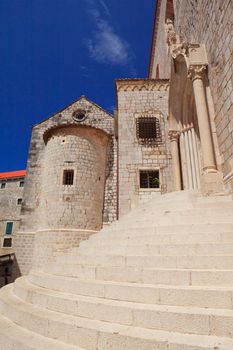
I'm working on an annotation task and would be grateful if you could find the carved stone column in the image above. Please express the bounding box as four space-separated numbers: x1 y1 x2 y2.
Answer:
188 65 216 172
169 130 182 191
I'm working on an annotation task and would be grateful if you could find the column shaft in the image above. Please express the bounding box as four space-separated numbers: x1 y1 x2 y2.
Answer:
169 131 182 191
190 66 216 172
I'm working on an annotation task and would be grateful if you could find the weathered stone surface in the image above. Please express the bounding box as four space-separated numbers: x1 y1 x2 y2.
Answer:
0 191 233 349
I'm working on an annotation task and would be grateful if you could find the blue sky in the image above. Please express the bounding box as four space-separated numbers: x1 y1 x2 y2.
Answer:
0 0 155 171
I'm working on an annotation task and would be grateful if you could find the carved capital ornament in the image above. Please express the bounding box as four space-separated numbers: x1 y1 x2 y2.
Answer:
168 130 180 142
187 65 207 81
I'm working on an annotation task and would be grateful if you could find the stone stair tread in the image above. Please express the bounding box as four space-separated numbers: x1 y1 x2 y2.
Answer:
1 285 233 349
29 270 233 290
47 265 233 273
95 226 233 237
13 277 233 317
15 276 233 314
62 253 233 257
0 313 82 350
80 242 233 247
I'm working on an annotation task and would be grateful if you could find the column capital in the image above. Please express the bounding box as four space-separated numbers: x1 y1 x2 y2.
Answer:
169 130 180 142
187 65 207 81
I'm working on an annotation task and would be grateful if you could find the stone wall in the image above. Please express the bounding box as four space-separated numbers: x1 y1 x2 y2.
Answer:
0 177 24 252
42 127 109 231
116 79 173 217
150 0 171 80
15 96 117 274
150 0 233 193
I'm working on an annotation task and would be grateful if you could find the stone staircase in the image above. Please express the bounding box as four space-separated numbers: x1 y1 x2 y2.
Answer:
1 191 233 349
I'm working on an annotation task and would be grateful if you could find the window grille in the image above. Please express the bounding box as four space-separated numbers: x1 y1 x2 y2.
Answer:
3 238 12 248
17 198 22 205
1 183 6 189
19 181 24 187
140 170 160 189
136 117 161 145
63 169 74 185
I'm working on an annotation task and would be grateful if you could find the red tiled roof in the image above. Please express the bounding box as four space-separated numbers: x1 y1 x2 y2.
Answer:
0 170 26 179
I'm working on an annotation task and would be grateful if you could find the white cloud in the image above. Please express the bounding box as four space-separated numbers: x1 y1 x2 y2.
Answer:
85 4 131 66
98 0 111 17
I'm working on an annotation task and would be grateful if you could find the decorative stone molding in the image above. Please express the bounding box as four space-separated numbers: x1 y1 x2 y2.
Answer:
168 130 180 142
116 80 169 92
187 65 207 81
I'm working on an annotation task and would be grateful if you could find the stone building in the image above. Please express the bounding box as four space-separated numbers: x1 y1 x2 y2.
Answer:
0 170 25 287
150 0 233 195
0 0 232 279
0 0 232 348
0 170 25 249
1 86 174 275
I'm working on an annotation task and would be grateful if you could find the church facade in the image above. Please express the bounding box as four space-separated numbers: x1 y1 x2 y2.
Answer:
0 0 232 280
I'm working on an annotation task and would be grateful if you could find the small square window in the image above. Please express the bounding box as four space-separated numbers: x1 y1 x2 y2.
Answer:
140 170 160 189
5 222 13 235
3 237 12 248
1 183 6 189
19 181 24 187
63 169 74 185
17 198 22 205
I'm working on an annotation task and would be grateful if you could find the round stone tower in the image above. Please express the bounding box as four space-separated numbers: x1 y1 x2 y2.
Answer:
16 97 116 273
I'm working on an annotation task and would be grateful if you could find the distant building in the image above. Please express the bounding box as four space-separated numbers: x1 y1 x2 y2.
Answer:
0 170 25 286
0 170 26 250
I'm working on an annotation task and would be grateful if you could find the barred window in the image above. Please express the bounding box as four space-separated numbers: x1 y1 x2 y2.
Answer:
3 238 12 248
63 169 74 185
136 117 161 145
140 170 160 189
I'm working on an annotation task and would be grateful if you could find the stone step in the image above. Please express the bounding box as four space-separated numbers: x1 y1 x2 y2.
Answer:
44 262 233 286
16 274 233 309
10 278 233 337
1 285 233 346
79 232 233 246
107 216 233 230
120 207 233 220
100 223 233 236
76 242 233 256
55 253 233 269
137 199 233 211
0 312 81 350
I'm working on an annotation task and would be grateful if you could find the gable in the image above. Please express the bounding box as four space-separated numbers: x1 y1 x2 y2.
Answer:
33 96 114 136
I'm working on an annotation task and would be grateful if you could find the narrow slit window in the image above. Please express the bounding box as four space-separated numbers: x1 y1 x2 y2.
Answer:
1 183 6 189
63 169 74 185
19 181 24 187
17 198 22 205
140 170 160 189
136 117 161 145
